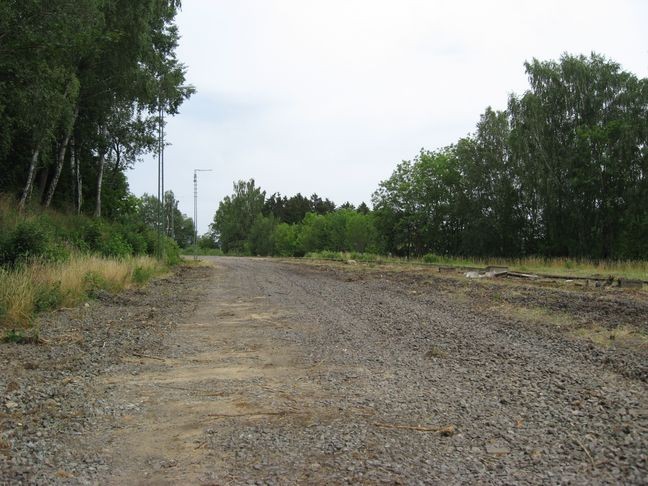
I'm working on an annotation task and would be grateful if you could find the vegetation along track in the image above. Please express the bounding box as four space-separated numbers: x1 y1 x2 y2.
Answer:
1 257 647 484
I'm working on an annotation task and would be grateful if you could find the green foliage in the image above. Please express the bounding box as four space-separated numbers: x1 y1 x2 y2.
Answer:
305 250 346 261
0 221 63 266
83 271 108 295
249 215 276 256
34 282 64 312
0 0 192 217
422 253 441 263
210 179 381 258
162 238 181 265
373 53 648 260
9 222 48 260
122 228 149 255
0 200 178 274
273 223 302 257
198 234 218 249
135 192 195 249
305 251 382 263
206 53 646 262
211 179 266 253
132 266 155 285
82 220 104 252
181 246 224 256
2 329 39 344
100 233 133 259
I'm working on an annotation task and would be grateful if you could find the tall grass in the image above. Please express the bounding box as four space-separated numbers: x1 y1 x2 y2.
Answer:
0 255 165 331
304 251 648 280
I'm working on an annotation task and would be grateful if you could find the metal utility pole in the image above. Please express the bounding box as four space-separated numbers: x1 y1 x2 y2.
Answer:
160 104 165 236
156 102 163 260
193 169 212 259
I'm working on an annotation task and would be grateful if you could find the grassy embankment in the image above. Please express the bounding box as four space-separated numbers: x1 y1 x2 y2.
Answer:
303 250 648 281
0 198 176 339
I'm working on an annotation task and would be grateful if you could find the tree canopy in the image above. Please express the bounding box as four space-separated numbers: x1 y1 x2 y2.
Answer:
0 0 193 218
373 53 648 259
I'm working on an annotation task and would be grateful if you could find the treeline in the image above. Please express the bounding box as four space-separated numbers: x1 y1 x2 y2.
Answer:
0 0 192 218
373 53 648 259
209 180 377 256
211 54 648 261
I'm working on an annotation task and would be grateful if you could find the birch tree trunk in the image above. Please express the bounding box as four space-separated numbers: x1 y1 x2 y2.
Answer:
93 150 106 218
18 147 41 212
44 107 78 207
69 138 82 214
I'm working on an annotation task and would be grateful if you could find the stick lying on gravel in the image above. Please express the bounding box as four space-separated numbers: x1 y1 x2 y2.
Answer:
373 422 456 436
207 411 297 419
132 352 166 361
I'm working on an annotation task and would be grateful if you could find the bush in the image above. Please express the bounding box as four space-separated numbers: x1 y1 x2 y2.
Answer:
84 270 108 294
34 281 64 312
181 246 223 256
122 228 148 255
423 253 441 263
82 220 104 251
132 265 155 284
349 252 380 263
273 223 301 257
100 233 133 258
2 221 50 266
163 237 181 265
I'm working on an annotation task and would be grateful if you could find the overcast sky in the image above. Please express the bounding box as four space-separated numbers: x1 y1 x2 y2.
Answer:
127 0 648 233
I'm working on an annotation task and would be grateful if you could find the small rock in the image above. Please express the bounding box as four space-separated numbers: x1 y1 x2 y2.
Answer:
485 444 510 456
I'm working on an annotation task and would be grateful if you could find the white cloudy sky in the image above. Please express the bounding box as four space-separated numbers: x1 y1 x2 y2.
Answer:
127 0 648 233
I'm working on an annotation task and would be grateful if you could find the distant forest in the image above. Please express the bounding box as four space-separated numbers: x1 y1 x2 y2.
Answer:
212 53 648 260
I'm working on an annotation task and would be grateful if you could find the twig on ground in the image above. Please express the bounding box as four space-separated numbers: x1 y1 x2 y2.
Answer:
132 352 165 361
207 411 294 419
569 433 596 467
373 422 456 435
153 384 224 396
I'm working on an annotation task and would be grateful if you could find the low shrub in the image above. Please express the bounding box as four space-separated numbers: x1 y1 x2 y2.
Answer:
84 270 109 295
349 252 381 263
34 281 64 312
82 220 104 252
422 253 441 263
163 237 181 265
124 230 148 255
100 233 133 258
132 265 155 284
2 329 40 344
181 246 224 256
2 221 50 266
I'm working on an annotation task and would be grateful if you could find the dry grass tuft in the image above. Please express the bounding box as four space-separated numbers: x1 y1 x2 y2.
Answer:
493 302 648 349
573 324 648 349
0 255 165 331
0 267 36 326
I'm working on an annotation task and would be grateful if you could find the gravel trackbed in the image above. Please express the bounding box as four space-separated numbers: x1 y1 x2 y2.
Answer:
1 257 647 484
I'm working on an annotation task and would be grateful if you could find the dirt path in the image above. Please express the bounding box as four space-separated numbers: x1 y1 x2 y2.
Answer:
2 257 646 484
101 259 321 484
92 257 647 484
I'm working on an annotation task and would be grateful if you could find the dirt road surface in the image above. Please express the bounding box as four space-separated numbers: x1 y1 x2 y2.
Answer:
1 257 647 484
